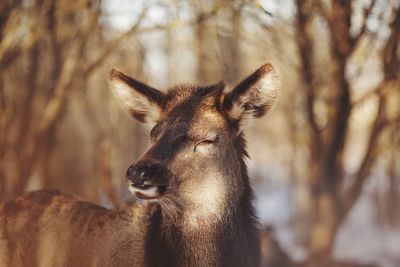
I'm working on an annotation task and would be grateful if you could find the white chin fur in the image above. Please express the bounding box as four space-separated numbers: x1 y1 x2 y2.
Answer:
129 185 159 198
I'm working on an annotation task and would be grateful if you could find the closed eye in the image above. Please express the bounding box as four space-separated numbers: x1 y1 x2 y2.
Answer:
193 136 218 152
197 140 215 145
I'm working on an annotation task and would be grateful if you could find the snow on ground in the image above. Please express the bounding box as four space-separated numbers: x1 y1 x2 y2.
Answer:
251 164 400 267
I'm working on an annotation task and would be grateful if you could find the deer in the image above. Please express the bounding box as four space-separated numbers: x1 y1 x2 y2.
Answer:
0 63 280 267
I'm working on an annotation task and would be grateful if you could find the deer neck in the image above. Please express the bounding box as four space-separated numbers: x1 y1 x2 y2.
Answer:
144 182 260 267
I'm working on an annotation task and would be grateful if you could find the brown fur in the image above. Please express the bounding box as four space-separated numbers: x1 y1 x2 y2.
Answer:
1 63 280 267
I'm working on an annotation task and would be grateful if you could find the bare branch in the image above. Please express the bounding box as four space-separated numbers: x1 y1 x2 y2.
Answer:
251 0 273 17
383 6 400 80
319 0 352 190
351 86 382 109
350 0 377 52
341 92 386 220
295 0 323 190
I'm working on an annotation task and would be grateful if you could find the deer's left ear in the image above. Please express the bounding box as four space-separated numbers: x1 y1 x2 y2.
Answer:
222 63 280 125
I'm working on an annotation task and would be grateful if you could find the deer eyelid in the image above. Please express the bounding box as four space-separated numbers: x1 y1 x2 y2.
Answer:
193 135 219 152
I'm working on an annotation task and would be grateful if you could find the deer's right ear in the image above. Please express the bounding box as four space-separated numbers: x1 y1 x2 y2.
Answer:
108 69 165 125
222 63 280 131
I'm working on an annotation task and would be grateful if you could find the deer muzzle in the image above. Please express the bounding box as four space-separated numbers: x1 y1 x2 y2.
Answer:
126 162 168 199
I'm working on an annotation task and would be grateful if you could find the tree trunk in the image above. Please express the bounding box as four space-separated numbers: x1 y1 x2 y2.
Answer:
308 192 338 267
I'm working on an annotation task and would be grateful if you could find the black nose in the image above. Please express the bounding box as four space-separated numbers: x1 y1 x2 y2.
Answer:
126 164 162 185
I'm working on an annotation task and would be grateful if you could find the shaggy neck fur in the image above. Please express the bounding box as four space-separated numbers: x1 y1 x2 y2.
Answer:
144 188 259 267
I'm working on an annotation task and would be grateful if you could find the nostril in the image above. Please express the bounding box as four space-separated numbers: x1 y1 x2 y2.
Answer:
126 165 136 178
140 171 152 182
127 162 164 184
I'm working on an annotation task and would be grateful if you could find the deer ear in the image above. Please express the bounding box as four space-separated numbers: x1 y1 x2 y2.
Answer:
108 69 165 125
222 63 280 127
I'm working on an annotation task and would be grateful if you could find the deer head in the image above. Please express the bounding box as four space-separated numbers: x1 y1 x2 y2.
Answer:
108 64 280 225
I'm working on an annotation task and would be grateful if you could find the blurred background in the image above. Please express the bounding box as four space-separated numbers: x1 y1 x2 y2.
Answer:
0 0 399 266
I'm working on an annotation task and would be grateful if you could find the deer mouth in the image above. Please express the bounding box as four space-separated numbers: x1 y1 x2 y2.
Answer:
129 183 166 200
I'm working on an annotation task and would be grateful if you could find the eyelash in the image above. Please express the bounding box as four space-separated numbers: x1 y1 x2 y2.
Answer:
193 137 218 152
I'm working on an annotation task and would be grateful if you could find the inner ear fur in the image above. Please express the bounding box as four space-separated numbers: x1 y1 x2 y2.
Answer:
108 68 165 124
222 63 280 121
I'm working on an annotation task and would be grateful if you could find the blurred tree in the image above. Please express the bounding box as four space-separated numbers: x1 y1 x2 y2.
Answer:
293 0 400 265
0 0 149 200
